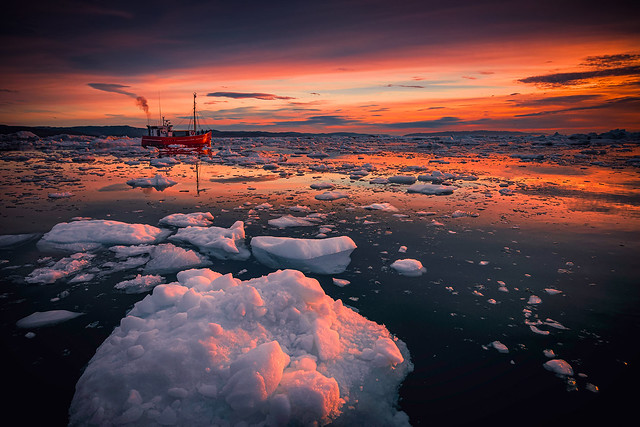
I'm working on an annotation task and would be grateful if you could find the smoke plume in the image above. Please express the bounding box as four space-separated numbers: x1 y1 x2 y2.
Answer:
135 96 150 117
89 83 150 117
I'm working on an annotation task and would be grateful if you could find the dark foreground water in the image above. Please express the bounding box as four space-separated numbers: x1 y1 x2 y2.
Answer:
1 133 639 425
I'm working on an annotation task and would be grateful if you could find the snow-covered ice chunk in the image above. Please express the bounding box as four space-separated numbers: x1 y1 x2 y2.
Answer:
332 278 350 287
25 253 94 284
315 190 349 201
407 183 456 195
69 269 412 426
17 310 84 328
38 220 169 252
362 203 399 212
543 359 574 376
126 173 177 190
114 274 164 294
251 236 357 274
169 221 250 260
390 259 426 277
527 295 542 305
143 243 211 274
159 212 214 227
268 214 318 228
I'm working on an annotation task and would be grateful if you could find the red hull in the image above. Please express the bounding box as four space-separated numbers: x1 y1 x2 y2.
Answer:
142 132 211 147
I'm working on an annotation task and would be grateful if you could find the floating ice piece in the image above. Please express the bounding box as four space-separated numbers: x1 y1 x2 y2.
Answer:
268 215 318 228
451 210 478 218
38 220 169 252
48 192 74 199
0 233 39 248
530 325 550 335
69 269 412 426
543 349 556 358
25 253 94 284
544 288 562 295
150 157 180 167
544 318 569 330
315 191 349 201
17 310 84 328
499 188 515 196
543 359 573 376
169 221 250 260
126 173 177 190
143 243 212 274
310 182 335 190
114 274 164 294
527 295 542 305
407 183 456 195
251 236 357 274
159 212 214 227
369 177 389 184
390 259 426 277
490 341 509 353
289 205 311 213
388 175 416 184
332 278 350 287
362 203 399 212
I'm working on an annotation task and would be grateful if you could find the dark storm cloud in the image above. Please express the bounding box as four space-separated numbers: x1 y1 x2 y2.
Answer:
581 53 640 68
3 1 639 75
518 66 640 87
514 94 604 107
207 92 295 100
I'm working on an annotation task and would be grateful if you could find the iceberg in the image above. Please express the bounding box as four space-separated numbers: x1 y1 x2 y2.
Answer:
126 173 177 190
390 259 426 276
251 236 357 274
69 269 412 426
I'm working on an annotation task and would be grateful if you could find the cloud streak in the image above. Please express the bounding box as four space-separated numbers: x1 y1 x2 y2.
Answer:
207 92 295 100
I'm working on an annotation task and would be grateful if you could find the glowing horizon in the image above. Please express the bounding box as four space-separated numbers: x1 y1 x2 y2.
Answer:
1 1 638 135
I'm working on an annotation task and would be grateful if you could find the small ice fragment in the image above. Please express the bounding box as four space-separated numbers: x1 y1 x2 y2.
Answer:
332 278 350 287
17 310 84 328
543 359 573 376
398 246 407 253
544 288 562 295
362 203 399 212
390 259 426 277
530 325 550 335
527 295 542 304
543 349 556 358
48 192 74 199
491 341 509 353
159 212 214 227
315 191 349 201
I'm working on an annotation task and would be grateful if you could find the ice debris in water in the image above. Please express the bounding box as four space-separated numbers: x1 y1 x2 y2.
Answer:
126 173 177 190
490 341 509 353
17 310 84 328
37 220 170 252
143 243 212 274
362 202 399 212
25 253 94 284
390 259 427 277
315 190 350 200
169 221 250 260
251 236 357 274
406 183 456 195
48 191 74 199
114 274 164 294
543 359 574 376
69 268 412 426
158 212 214 227
268 214 319 228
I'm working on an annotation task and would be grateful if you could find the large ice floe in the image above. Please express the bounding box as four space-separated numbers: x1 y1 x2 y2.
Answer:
69 268 412 426
169 221 250 260
251 236 357 274
37 220 170 252
126 174 178 190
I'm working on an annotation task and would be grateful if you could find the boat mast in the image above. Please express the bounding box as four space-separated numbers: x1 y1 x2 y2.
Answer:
193 92 197 133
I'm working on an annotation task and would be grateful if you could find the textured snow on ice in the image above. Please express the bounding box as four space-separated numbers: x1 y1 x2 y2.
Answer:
114 274 164 294
362 202 399 212
169 221 250 260
143 243 212 274
268 214 319 228
390 259 426 277
38 220 169 252
251 236 357 274
25 253 94 284
315 190 350 200
69 268 412 426
158 212 214 227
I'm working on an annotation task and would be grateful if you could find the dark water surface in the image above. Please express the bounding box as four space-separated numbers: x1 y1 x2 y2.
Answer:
1 135 639 425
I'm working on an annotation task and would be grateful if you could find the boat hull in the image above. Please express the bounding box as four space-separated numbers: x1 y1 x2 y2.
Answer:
142 132 211 148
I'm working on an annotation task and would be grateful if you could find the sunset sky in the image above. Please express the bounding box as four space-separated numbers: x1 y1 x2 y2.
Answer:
1 0 638 135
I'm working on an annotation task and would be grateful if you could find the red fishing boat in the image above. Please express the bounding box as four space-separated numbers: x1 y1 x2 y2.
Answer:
142 92 211 148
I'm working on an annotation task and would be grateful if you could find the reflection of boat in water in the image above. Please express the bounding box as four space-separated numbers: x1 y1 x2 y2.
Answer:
142 93 211 148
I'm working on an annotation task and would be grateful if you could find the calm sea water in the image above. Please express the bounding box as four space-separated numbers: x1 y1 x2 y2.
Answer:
1 135 639 425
